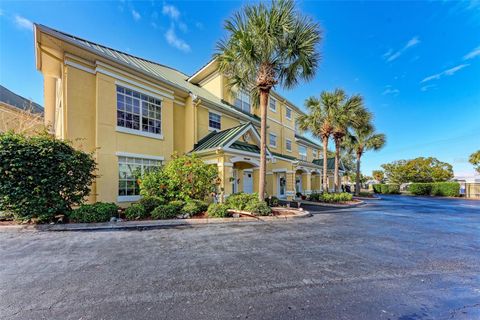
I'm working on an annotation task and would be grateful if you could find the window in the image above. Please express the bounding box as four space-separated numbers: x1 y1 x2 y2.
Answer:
269 97 277 112
118 156 162 198
312 149 318 159
235 89 251 113
116 85 162 135
286 139 292 152
209 112 221 130
269 133 277 148
285 107 292 120
299 145 307 161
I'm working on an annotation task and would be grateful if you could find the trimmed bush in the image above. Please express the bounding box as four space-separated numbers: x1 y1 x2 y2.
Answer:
151 204 177 220
308 193 321 201
266 196 279 207
408 183 432 195
182 200 208 217
68 202 118 223
431 182 459 197
225 192 258 211
207 203 230 218
168 200 185 212
372 184 382 194
125 204 147 220
245 201 272 216
373 184 400 194
321 192 352 203
0 132 96 222
139 197 164 214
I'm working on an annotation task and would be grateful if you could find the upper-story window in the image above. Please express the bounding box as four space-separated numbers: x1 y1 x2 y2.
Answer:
117 86 161 135
269 133 277 148
286 139 292 152
118 156 162 198
208 112 221 130
235 89 251 113
269 97 277 112
312 149 318 159
285 107 292 120
299 145 307 161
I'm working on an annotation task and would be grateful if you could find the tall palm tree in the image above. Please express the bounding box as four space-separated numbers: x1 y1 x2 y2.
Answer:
344 123 386 196
215 0 321 201
297 91 337 192
331 90 367 192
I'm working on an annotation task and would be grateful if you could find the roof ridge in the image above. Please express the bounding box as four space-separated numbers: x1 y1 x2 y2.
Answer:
36 24 190 79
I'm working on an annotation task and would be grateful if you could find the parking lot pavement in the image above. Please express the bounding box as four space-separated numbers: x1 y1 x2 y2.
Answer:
1 195 479 319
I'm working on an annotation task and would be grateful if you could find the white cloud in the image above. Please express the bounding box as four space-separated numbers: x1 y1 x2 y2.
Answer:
383 36 421 62
421 64 469 83
162 4 180 20
132 9 141 21
382 86 400 96
14 15 33 30
165 26 190 52
464 46 480 60
421 84 436 92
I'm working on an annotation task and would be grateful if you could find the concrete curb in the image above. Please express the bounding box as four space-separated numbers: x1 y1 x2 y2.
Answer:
0 210 311 232
353 196 381 201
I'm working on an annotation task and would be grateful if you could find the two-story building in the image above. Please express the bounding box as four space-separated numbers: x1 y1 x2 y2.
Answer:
34 24 342 204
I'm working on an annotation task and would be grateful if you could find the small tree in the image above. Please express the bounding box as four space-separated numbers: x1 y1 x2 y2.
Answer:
140 154 218 202
469 150 480 174
372 170 384 183
0 132 96 222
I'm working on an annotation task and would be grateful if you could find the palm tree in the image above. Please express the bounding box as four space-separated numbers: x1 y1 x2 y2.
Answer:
215 0 321 201
330 90 367 192
344 123 386 196
297 91 337 192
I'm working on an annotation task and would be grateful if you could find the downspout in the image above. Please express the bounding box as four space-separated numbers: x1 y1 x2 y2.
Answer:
190 92 201 143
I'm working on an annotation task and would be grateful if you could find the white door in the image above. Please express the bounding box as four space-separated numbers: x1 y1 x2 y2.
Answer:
296 175 303 194
278 173 286 198
243 171 253 193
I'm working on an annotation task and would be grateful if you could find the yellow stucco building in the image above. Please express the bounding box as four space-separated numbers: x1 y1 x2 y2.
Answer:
34 24 343 204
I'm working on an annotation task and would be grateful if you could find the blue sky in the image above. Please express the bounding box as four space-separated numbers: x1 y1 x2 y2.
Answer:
1 0 479 176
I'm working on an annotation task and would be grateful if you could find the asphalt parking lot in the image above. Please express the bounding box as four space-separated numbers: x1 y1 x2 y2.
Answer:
1 195 479 320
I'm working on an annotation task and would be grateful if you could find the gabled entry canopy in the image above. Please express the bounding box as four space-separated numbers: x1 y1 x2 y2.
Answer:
191 122 272 159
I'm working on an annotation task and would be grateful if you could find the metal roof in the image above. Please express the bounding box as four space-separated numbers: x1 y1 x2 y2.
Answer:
312 157 345 171
0 85 43 114
191 123 251 152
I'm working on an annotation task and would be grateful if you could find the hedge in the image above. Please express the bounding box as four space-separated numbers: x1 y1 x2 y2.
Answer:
68 203 118 223
409 182 459 197
373 184 400 194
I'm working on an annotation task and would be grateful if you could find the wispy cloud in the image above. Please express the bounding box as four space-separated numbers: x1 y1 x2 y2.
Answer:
382 86 400 96
14 15 33 30
383 36 421 62
131 9 141 21
421 84 436 92
162 4 180 20
165 25 190 52
464 46 480 60
421 64 469 83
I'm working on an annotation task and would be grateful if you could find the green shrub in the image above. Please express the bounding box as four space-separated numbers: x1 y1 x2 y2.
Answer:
125 204 147 220
151 204 177 220
168 200 185 212
308 193 321 201
225 192 258 211
320 193 352 203
69 202 118 223
182 200 208 217
408 183 432 195
431 182 459 197
139 196 164 214
372 184 382 194
266 196 279 207
245 201 272 216
140 154 218 202
0 132 96 222
374 184 400 194
207 203 230 218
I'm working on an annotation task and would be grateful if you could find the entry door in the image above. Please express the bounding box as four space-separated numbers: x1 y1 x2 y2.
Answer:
278 173 286 198
243 171 253 193
296 175 303 193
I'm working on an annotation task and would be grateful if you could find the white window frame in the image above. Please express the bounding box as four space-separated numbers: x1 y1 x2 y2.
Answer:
286 139 292 152
312 149 317 159
269 97 277 112
208 111 221 131
117 153 163 202
299 145 307 161
116 85 163 139
285 107 292 120
235 89 251 113
269 132 277 148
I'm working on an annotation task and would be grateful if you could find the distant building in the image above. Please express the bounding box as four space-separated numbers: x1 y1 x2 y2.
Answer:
0 85 44 133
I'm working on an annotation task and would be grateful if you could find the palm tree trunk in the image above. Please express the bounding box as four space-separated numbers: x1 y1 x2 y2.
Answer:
258 89 269 201
322 137 328 192
355 152 361 196
334 138 340 193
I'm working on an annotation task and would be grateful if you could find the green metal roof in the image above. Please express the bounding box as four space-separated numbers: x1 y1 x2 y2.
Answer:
272 152 297 161
191 123 251 152
230 141 260 154
36 24 259 123
295 134 322 149
312 157 345 171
